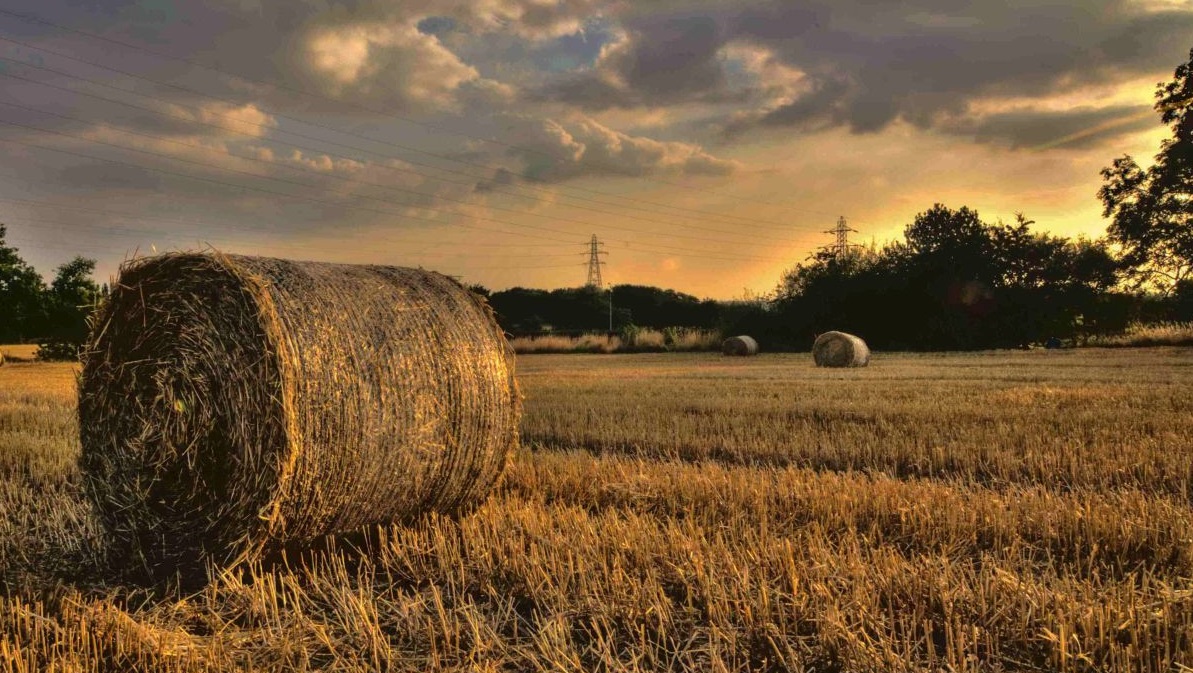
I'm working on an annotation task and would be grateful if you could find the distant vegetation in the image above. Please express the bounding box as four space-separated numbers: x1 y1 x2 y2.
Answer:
508 327 721 354
1087 321 1193 347
762 206 1130 350
477 201 1191 352
0 224 101 360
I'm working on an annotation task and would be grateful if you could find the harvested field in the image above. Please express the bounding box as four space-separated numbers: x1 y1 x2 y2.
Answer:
2 348 1193 671
0 345 38 362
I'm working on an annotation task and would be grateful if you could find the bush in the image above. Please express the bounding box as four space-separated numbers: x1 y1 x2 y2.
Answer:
619 323 643 348
662 326 680 350
35 338 81 362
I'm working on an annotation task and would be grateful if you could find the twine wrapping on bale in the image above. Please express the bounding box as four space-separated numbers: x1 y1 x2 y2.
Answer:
78 252 520 578
721 335 759 356
812 331 870 368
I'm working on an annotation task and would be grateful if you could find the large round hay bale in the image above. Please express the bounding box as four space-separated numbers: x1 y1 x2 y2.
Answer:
812 331 870 367
721 335 759 356
78 252 519 578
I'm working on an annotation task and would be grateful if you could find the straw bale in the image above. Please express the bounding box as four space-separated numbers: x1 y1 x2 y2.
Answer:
78 252 520 578
812 331 870 367
721 335 759 356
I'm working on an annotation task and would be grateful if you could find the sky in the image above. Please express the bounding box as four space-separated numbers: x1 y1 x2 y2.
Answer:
0 0 1189 299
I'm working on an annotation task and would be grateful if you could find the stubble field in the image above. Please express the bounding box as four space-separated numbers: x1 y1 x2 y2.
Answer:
1 349 1192 672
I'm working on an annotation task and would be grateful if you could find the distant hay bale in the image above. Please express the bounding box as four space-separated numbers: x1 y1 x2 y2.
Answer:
812 331 870 367
721 335 759 356
78 252 520 578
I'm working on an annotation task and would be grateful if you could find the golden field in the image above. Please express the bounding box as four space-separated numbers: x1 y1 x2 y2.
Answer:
1 349 1192 671
0 345 38 363
508 328 721 354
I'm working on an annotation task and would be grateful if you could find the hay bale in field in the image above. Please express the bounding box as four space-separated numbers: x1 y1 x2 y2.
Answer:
721 335 759 356
78 252 520 579
812 331 870 367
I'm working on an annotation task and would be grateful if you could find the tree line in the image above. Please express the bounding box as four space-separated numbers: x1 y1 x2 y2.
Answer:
759 207 1135 350
480 199 1187 351
0 225 102 358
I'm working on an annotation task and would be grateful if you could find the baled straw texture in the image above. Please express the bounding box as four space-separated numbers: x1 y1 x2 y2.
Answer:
79 252 520 578
812 331 870 367
721 335 759 356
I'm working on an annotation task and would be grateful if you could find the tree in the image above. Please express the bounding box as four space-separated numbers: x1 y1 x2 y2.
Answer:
773 205 1124 350
1099 47 1193 294
0 224 46 342
903 204 990 260
39 256 101 360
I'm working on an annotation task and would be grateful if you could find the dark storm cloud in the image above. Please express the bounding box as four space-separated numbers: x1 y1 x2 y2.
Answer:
7 0 1190 131
616 15 725 101
539 13 733 109
754 77 850 130
541 0 1193 145
0 0 1182 216
474 166 516 193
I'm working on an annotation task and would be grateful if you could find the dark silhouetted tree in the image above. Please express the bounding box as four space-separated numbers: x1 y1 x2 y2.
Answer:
0 224 46 342
39 256 101 360
774 205 1124 350
1099 46 1193 294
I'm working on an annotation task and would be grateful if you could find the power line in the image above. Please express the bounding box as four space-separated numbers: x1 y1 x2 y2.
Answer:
0 82 811 247
0 122 573 242
0 120 814 263
0 27 836 234
0 214 605 260
3 232 586 271
0 59 815 242
0 195 569 248
0 8 868 229
0 114 820 261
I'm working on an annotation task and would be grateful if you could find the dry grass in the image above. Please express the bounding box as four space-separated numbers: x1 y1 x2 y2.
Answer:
511 333 624 354
3 348 1193 671
1088 321 1193 347
509 329 720 354
0 345 38 362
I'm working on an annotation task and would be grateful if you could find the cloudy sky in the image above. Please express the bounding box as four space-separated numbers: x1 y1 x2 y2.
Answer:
0 0 1189 298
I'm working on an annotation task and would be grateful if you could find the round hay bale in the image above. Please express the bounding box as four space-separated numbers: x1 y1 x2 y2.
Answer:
812 331 870 367
721 335 759 356
78 252 520 577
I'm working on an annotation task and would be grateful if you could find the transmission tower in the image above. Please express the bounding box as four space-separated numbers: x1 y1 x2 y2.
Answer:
585 234 607 288
821 216 858 257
